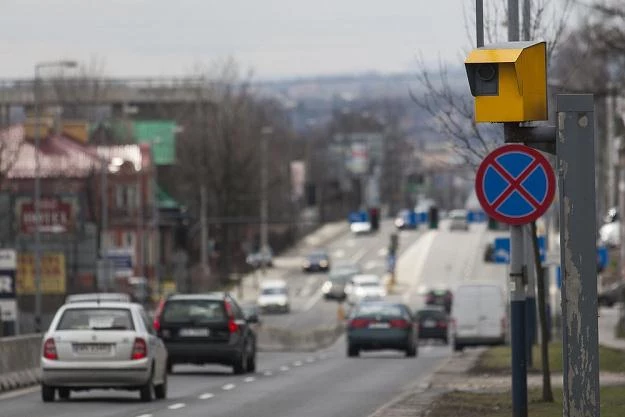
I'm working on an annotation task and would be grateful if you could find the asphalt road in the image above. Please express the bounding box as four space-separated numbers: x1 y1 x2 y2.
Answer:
0 220 507 417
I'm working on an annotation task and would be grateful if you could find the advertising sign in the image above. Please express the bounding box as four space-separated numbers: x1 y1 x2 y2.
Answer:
107 248 134 278
16 252 66 294
16 198 76 234
347 143 369 175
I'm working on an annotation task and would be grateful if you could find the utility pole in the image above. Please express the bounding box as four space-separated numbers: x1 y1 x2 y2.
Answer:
607 84 616 209
260 126 272 278
101 157 109 291
476 0 484 48
524 224 536 368
200 184 208 290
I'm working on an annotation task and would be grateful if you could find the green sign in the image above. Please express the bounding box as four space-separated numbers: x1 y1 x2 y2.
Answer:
133 121 176 165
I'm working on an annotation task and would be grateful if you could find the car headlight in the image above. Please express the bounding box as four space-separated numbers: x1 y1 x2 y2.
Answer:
320 260 328 267
355 287 366 295
322 282 332 293
303 261 311 268
395 219 404 227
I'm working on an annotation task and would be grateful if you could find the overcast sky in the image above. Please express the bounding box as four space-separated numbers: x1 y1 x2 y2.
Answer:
0 1 485 80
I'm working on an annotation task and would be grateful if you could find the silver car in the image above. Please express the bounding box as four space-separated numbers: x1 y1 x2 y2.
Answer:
40 300 168 402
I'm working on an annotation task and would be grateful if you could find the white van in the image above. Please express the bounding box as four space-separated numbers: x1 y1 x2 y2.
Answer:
450 282 507 351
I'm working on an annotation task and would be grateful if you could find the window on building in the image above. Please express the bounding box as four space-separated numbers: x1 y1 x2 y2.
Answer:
115 184 139 210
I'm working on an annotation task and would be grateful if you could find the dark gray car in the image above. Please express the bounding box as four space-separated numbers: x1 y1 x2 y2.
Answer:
155 293 258 375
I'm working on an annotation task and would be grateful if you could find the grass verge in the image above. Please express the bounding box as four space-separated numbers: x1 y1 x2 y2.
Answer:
473 342 625 374
427 386 625 417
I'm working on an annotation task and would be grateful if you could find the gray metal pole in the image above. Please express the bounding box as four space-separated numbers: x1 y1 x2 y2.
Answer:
101 157 109 291
556 94 600 417
199 184 208 290
508 0 520 42
522 0 531 41
510 225 527 417
33 67 42 333
607 85 616 209
476 0 484 47
524 224 537 368
260 127 271 277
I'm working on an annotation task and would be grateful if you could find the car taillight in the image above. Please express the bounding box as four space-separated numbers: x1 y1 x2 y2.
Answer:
153 299 166 332
390 319 410 329
43 338 58 360
349 318 370 329
131 338 147 360
225 301 239 333
437 321 448 329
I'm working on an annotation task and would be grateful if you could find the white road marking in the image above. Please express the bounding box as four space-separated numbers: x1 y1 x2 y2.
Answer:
350 248 367 263
168 403 186 410
378 247 388 257
346 239 356 247
364 260 378 270
401 231 438 303
333 249 346 258
306 357 315 363
300 277 318 298
319 353 327 359
302 285 325 311
222 383 236 391
244 376 256 382
280 365 290 371
136 414 153 417
199 393 215 400
264 371 273 376
293 361 303 367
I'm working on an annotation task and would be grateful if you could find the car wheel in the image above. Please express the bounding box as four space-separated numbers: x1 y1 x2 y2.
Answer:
246 344 257 373
347 344 359 357
154 370 167 400
233 345 249 375
139 370 154 402
58 388 70 400
41 384 55 402
166 359 174 374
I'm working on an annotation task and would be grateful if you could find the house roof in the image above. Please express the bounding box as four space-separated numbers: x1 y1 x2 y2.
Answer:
1 125 150 179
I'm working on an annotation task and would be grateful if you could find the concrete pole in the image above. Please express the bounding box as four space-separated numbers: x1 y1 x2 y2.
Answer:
508 0 520 42
557 94 599 417
33 67 42 333
476 0 484 47
199 184 208 289
522 0 531 41
101 157 109 291
524 224 537 368
607 85 616 209
510 225 527 417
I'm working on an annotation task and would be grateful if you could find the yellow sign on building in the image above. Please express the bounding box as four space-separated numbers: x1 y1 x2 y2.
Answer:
16 252 66 294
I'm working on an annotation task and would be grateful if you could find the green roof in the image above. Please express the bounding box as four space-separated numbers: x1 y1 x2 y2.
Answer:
133 121 176 165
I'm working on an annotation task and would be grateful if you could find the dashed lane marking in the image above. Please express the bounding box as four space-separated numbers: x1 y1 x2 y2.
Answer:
168 403 186 410
280 365 290 372
305 357 315 363
199 393 215 400
263 371 273 376
222 383 236 391
244 377 256 382
293 361 303 367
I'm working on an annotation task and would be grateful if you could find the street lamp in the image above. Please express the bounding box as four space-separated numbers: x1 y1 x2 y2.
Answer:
33 60 77 333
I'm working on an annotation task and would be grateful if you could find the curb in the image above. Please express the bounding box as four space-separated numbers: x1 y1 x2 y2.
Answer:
0 368 41 394
367 352 454 417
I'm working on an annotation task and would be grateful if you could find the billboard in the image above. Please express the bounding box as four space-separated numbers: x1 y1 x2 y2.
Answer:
0 249 17 322
16 252 66 294
290 160 306 200
133 121 176 165
347 143 369 175
15 197 77 234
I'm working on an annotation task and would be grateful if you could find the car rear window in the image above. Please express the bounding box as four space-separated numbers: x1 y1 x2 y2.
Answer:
57 308 135 331
417 310 447 320
162 300 226 324
358 281 380 287
261 287 287 295
355 304 404 318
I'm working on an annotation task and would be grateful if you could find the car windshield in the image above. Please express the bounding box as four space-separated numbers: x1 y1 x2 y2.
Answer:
162 300 226 324
308 253 327 261
57 308 135 331
261 287 287 295
355 304 404 318
358 281 380 287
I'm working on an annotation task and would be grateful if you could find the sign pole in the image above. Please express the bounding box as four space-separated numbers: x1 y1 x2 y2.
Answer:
556 94 600 417
509 225 527 417
524 224 536 368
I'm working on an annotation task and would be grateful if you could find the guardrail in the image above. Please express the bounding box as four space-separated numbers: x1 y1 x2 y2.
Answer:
0 334 42 392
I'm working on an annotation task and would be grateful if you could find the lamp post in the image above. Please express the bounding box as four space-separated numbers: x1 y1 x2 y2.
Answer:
33 60 77 333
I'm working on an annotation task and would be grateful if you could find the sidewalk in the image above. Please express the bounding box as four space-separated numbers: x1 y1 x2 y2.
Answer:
369 309 625 417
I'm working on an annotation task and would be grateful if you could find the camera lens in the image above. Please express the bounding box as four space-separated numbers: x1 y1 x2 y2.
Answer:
476 64 497 82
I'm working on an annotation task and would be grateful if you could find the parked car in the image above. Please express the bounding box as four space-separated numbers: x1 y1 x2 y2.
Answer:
40 297 168 402
350 221 372 235
154 292 258 375
450 283 507 351
322 263 361 300
246 247 274 268
424 288 453 313
345 274 387 306
598 282 625 307
449 209 469 231
302 250 331 272
394 209 417 230
415 307 450 344
257 280 291 313
346 301 418 357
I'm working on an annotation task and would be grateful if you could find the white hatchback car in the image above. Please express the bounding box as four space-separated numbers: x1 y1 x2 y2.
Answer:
40 298 168 402
345 274 387 305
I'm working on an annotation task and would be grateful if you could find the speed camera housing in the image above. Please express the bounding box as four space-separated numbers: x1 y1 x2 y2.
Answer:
465 40 548 123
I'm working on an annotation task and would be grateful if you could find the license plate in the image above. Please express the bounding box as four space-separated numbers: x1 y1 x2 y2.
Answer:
423 320 436 328
369 322 390 329
74 343 111 354
179 328 210 337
